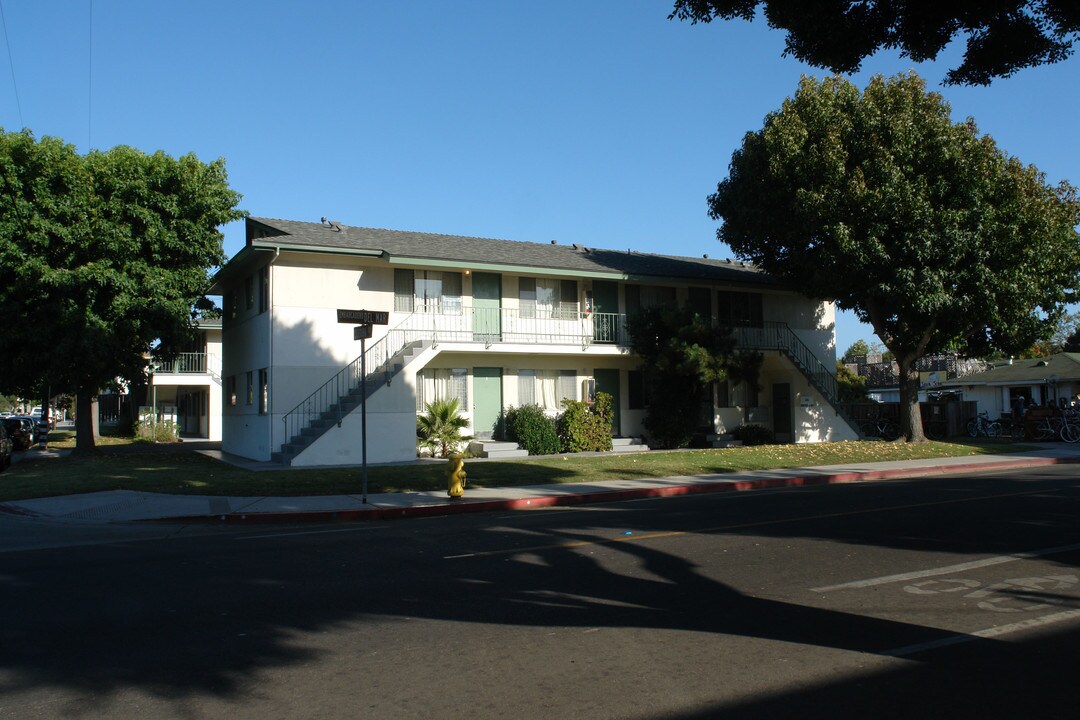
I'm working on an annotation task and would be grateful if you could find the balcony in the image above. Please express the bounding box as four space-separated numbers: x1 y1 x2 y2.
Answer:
394 307 629 347
153 352 210 374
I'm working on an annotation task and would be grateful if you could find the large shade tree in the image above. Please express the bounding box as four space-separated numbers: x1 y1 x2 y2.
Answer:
0 130 245 452
670 0 1080 85
708 73 1080 441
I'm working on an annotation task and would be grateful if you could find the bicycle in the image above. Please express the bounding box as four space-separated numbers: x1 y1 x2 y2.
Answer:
967 412 1001 439
860 414 900 441
1032 414 1063 441
1059 410 1080 444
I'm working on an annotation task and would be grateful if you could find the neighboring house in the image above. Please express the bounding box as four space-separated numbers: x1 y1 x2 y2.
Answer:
209 217 859 466
149 319 224 440
938 353 1080 417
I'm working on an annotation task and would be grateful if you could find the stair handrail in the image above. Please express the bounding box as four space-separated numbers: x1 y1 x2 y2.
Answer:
280 318 429 447
734 321 839 404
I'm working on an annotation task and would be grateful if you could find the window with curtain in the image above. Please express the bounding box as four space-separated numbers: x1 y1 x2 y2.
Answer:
519 278 577 319
416 368 468 411
395 269 463 313
518 369 576 410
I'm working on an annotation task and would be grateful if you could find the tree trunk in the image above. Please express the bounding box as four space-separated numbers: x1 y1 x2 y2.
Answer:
896 358 926 442
74 391 98 455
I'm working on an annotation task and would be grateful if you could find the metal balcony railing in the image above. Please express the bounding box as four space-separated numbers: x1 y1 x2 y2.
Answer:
394 307 628 347
153 352 208 374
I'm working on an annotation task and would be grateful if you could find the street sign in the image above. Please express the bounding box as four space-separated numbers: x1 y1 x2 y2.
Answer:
354 324 373 340
337 308 389 325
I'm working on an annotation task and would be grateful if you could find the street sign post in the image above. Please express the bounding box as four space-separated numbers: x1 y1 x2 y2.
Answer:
336 309 389 503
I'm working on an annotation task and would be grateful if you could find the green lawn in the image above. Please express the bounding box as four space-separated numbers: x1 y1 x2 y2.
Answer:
0 433 1032 503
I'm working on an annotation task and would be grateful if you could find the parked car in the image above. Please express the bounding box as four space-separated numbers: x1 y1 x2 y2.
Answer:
0 424 12 470
2 416 35 450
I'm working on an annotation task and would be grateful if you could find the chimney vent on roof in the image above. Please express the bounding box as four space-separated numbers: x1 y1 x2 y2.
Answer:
321 217 344 232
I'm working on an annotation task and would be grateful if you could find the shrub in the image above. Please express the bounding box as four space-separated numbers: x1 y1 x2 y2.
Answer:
730 423 775 446
503 404 560 456
134 417 179 443
556 393 614 453
416 398 473 458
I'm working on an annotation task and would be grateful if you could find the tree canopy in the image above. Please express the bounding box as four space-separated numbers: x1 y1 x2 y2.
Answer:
708 73 1080 440
670 0 1080 85
0 130 245 451
627 305 761 448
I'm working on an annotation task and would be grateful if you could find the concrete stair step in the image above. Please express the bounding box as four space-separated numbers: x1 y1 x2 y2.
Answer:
611 437 649 452
468 440 529 459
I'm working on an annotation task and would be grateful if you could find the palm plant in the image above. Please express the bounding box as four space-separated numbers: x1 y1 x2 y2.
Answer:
416 398 473 458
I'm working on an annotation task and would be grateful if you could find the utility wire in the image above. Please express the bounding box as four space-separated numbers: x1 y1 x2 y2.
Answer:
0 0 24 129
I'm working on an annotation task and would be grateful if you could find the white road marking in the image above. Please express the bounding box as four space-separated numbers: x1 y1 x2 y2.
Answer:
885 608 1080 657
811 542 1080 593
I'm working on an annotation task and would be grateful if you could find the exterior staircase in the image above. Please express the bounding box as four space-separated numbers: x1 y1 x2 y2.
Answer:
736 322 861 436
273 330 432 466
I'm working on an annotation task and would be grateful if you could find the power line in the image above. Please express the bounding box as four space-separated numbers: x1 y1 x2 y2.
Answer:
0 0 24 129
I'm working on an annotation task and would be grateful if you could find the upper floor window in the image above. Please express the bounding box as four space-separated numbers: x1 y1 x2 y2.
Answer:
258 267 269 313
245 276 255 310
717 291 764 328
519 278 577 319
686 286 711 319
394 269 462 314
625 284 677 315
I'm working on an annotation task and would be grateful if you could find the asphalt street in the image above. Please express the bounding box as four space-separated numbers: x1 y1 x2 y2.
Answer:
2 463 1079 719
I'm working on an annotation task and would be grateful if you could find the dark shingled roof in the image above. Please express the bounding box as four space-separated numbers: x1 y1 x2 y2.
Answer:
246 217 774 286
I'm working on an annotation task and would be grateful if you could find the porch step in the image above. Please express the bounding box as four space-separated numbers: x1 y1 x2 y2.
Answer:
468 440 529 459
611 437 650 453
707 434 743 449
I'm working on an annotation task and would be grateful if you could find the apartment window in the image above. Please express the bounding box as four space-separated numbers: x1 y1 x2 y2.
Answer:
258 368 268 415
227 375 237 406
246 371 254 405
686 287 711 319
245 276 255 310
416 368 468 411
625 284 677 315
519 278 577 319
394 269 462 313
717 291 764 328
258 267 269 313
225 290 238 323
518 369 576 410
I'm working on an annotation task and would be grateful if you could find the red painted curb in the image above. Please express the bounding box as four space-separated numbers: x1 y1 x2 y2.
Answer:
149 455 1080 525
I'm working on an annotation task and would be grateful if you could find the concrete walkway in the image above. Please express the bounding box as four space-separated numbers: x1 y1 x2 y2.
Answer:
3 443 1078 525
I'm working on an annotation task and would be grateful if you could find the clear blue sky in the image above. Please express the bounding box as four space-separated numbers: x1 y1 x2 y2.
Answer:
3 1 1077 354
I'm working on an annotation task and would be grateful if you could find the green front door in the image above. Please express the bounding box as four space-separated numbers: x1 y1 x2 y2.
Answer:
473 367 503 439
472 272 501 342
592 281 619 343
594 368 621 436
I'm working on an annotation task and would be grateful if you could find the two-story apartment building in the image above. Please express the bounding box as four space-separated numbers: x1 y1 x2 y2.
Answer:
148 319 224 441
209 217 858 466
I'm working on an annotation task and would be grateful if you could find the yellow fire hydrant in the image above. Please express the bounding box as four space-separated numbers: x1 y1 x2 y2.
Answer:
445 453 467 499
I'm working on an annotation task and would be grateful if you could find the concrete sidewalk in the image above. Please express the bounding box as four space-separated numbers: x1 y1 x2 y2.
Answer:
3 444 1079 525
